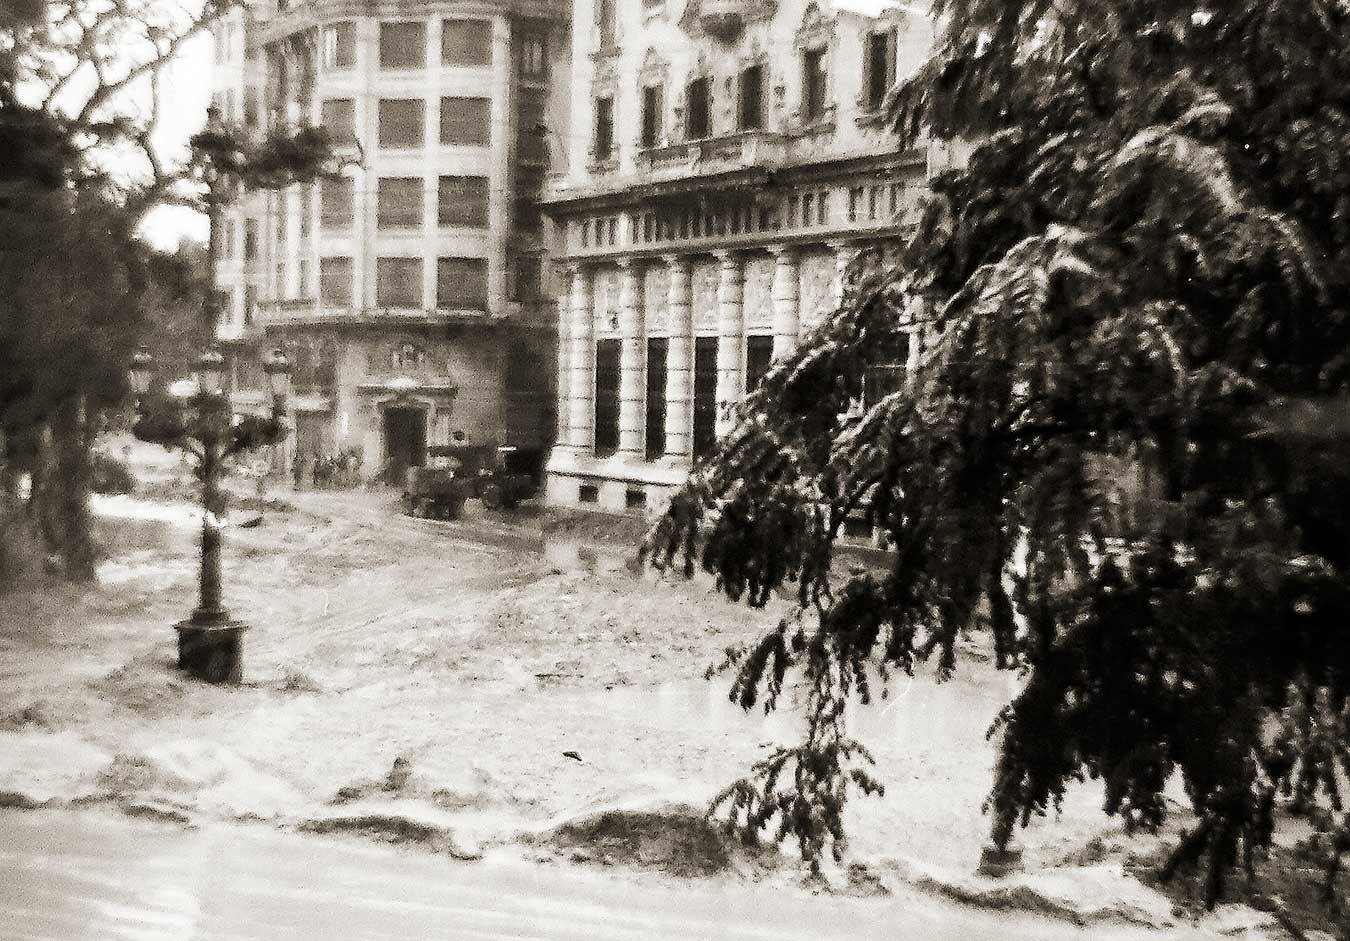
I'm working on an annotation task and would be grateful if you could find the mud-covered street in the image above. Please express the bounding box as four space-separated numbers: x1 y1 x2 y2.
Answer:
0 448 1284 938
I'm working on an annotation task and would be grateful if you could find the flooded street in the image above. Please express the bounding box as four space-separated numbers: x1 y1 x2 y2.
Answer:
0 486 1281 938
0 809 1229 940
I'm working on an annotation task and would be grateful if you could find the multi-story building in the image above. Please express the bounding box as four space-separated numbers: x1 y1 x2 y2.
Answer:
210 0 570 483
541 0 942 512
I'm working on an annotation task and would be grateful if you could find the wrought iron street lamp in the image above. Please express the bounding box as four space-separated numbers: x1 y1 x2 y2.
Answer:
129 345 292 683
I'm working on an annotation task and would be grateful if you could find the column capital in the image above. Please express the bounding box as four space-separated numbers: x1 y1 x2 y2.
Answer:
661 253 691 269
765 243 799 260
712 248 743 267
825 239 859 253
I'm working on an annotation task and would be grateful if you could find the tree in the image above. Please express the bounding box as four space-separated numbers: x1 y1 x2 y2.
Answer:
647 0 1350 907
0 0 339 581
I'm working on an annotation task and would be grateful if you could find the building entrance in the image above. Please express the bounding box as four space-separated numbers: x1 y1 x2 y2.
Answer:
383 406 426 485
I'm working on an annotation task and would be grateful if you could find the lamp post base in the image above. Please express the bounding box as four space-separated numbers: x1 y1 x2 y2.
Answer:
175 610 249 684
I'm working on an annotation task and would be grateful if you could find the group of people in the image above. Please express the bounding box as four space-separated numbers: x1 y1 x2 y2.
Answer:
293 449 362 490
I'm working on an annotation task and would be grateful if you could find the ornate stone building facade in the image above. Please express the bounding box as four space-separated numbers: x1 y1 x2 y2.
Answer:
542 0 940 511
210 0 569 482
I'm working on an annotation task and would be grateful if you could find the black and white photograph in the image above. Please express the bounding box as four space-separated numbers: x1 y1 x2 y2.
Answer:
2 0 1349 936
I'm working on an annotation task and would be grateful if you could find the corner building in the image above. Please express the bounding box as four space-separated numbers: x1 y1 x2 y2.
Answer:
542 0 941 512
210 0 570 483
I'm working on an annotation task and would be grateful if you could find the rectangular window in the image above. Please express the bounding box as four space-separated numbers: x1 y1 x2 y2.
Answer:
593 97 614 158
439 96 490 146
640 85 663 148
803 47 827 122
745 335 773 392
594 339 621 457
645 337 668 460
376 257 423 308
244 88 259 126
320 177 353 229
514 165 544 232
244 219 258 259
597 0 617 47
692 337 718 459
436 257 488 308
865 29 897 111
320 257 352 306
437 175 488 227
512 255 542 301
322 21 355 69
244 285 257 325
380 21 427 70
379 98 425 148
517 28 547 78
298 258 310 296
377 177 423 229
515 88 547 162
738 64 764 130
321 98 355 143
441 19 491 65
686 77 710 139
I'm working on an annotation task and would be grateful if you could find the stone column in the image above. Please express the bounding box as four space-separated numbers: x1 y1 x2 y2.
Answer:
714 250 744 439
617 258 645 460
554 292 570 446
566 265 594 453
829 240 858 308
663 254 693 462
769 245 800 361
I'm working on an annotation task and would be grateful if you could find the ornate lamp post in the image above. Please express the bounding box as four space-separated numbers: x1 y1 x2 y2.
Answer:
129 345 292 684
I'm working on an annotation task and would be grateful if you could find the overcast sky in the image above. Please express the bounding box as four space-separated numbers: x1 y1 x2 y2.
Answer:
138 30 213 250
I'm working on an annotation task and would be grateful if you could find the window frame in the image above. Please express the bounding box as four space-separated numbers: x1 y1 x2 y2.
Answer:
593 96 614 159
376 256 424 308
685 76 711 140
640 84 663 148
378 98 426 149
439 96 491 147
738 63 765 131
379 20 428 70
437 175 489 228
440 18 492 66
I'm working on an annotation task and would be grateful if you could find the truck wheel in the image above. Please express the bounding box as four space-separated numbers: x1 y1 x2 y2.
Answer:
481 483 503 510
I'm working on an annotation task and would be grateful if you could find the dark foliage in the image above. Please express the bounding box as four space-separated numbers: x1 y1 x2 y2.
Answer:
647 0 1350 908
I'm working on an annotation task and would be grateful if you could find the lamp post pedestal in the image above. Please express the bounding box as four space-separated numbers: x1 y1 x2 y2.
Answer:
175 612 249 684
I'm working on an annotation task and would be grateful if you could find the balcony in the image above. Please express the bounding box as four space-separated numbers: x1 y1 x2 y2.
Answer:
638 129 786 179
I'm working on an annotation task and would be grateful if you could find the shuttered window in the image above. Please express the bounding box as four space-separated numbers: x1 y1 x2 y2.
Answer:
744 335 773 392
376 257 422 308
640 85 663 148
865 29 897 111
377 177 423 229
320 258 351 306
441 19 491 65
692 337 717 458
738 64 764 130
437 176 488 227
645 338 668 460
379 99 425 148
439 96 490 146
320 177 353 229
594 339 621 457
321 98 354 143
436 257 488 309
803 47 827 121
515 88 547 161
686 77 710 139
380 21 426 70
593 96 613 158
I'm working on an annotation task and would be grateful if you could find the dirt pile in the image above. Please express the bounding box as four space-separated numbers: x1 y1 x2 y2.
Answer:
537 801 742 877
